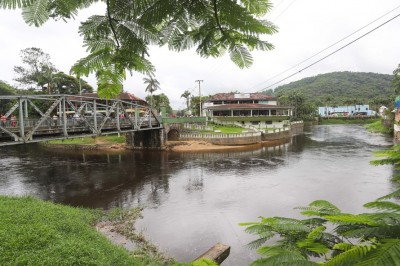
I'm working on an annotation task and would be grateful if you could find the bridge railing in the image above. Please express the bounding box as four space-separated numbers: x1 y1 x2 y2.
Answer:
0 94 162 145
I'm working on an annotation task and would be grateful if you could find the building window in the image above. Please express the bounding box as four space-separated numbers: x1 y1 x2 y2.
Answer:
266 121 272 125
251 121 259 125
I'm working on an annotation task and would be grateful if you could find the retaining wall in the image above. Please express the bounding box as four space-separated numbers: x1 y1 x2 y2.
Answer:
180 132 262 145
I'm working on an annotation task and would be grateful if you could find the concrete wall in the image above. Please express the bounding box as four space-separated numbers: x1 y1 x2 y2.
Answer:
126 129 165 150
180 132 262 145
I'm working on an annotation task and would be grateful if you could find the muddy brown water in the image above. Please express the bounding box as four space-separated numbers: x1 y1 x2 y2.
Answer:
0 125 396 265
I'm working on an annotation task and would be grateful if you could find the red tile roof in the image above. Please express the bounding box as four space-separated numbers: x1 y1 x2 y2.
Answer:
206 104 291 110
207 93 276 101
78 92 145 102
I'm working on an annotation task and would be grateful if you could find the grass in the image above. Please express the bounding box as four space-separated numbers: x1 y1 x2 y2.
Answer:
46 135 126 145
0 196 141 265
211 125 243 134
364 120 393 134
319 117 380 125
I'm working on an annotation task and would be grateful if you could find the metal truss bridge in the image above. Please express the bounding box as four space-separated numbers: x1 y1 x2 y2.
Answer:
0 95 162 146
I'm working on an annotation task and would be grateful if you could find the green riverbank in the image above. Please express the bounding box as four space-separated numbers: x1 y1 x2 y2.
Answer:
0 196 215 266
318 117 380 125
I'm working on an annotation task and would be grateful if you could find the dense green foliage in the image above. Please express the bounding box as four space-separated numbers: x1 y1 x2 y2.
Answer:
278 91 317 121
319 118 380 125
145 93 174 115
364 120 394 134
0 80 16 95
242 144 400 265
0 0 278 98
13 47 93 94
393 65 400 95
272 71 393 107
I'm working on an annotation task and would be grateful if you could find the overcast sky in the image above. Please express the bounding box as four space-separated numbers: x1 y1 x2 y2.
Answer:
1 1 400 109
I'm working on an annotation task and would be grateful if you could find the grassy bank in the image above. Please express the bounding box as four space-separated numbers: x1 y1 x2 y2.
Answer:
364 119 393 134
318 117 380 125
0 196 217 266
0 196 143 265
46 135 126 145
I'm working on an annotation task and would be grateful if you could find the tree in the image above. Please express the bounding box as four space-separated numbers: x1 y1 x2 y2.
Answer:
242 145 400 265
13 47 58 93
181 90 191 111
145 93 173 115
190 96 208 116
1 0 277 98
143 77 160 108
51 72 93 94
393 64 400 95
0 80 16 95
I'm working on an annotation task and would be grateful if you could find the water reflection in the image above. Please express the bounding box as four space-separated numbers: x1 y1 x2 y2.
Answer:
0 125 395 265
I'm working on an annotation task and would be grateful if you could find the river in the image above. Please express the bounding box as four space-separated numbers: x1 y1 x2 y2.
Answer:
0 125 396 265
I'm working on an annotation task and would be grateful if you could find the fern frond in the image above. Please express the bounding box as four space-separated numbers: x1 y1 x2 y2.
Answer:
325 214 379 226
119 20 159 44
333 242 355 251
21 0 49 26
96 67 125 99
356 239 400 266
70 50 111 76
229 44 253 68
296 200 341 217
325 241 376 266
240 0 273 16
339 225 400 239
364 201 400 212
296 226 330 254
252 247 318 265
257 246 304 259
0 0 35 9
377 189 400 201
247 235 274 250
85 39 116 53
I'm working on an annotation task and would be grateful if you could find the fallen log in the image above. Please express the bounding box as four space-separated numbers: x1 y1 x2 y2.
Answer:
195 242 230 265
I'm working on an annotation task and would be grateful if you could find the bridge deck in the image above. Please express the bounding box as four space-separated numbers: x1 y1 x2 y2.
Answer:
0 95 162 146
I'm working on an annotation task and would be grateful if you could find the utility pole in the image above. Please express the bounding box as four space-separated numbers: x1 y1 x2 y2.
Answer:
195 80 203 116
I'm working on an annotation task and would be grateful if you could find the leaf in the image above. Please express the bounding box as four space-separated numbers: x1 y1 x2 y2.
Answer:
240 0 273 16
325 241 376 266
296 200 341 217
356 239 400 266
364 201 400 212
0 0 35 9
377 189 400 201
21 0 50 26
325 214 379 226
229 44 253 68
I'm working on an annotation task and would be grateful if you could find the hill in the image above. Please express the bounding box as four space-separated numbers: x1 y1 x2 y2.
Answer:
270 71 393 104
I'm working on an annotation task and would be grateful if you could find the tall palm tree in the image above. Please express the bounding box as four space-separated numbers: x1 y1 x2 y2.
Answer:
143 77 160 108
181 90 191 111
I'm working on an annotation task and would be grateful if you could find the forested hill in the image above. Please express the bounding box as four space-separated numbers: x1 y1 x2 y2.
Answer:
269 71 393 104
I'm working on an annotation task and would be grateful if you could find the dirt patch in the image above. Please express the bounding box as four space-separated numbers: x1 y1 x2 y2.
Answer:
96 209 173 264
165 140 248 152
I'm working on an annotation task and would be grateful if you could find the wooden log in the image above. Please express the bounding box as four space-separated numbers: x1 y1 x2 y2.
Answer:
195 242 230 265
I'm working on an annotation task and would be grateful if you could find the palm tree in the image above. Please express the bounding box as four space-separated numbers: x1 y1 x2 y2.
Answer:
143 77 160 108
181 90 191 111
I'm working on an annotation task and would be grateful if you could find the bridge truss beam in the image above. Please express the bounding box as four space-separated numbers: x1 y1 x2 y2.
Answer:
0 94 162 146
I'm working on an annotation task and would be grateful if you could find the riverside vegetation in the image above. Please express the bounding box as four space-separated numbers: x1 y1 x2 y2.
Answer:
240 142 400 265
0 195 217 266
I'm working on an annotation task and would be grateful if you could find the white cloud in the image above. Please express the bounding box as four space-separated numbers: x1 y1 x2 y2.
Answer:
1 1 400 109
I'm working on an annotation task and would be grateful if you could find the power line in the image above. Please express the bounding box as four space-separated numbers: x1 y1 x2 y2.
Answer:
257 11 400 92
250 4 400 91
271 0 297 22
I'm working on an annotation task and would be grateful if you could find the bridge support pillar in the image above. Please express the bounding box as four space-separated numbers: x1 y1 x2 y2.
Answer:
126 129 165 150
